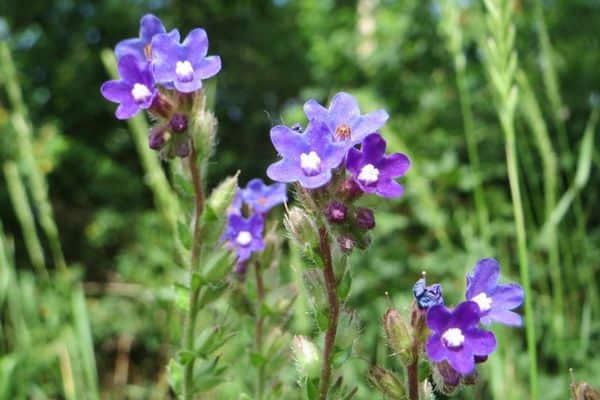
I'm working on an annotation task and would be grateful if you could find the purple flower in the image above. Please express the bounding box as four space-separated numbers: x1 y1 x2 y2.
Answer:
267 121 347 189
303 92 389 147
221 214 265 262
413 278 444 310
151 28 221 93
241 179 287 214
465 258 524 327
115 14 168 61
100 55 158 120
346 133 410 198
326 201 348 223
425 301 497 375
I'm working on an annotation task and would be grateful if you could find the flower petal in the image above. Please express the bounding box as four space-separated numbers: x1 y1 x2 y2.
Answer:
117 55 144 83
425 335 445 362
139 14 166 42
447 349 475 375
361 133 386 162
375 180 404 198
270 125 308 158
426 304 452 333
298 170 332 189
466 258 500 300
488 309 522 327
115 101 140 120
304 99 328 121
182 28 209 58
346 148 363 174
464 329 496 355
490 283 524 310
452 301 481 330
115 38 145 61
101 81 131 103
380 153 410 178
173 77 202 93
329 92 360 123
194 55 222 79
267 159 302 183
352 109 389 140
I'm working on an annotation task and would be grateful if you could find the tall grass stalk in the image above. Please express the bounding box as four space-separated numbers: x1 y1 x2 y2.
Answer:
0 42 67 271
481 0 538 397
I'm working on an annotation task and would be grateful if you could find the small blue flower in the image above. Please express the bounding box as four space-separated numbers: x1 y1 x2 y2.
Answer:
267 121 347 189
151 28 221 93
221 214 265 262
413 277 444 310
303 92 389 148
465 258 524 327
115 14 171 61
241 179 287 214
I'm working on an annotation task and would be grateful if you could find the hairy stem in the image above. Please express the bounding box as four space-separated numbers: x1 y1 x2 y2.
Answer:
318 226 339 400
182 146 205 400
407 307 425 400
254 260 266 400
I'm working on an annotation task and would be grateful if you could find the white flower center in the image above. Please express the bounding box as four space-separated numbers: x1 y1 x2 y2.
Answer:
175 60 194 82
131 83 152 103
235 231 252 246
300 151 322 176
442 328 465 349
358 164 379 184
471 292 493 312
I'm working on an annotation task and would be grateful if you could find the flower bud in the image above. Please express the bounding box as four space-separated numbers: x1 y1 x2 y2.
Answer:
355 207 375 230
383 308 413 364
170 113 188 133
291 335 321 379
207 173 240 217
174 141 190 158
148 125 170 150
325 201 348 223
337 235 355 254
413 277 444 310
284 207 319 249
368 366 406 399
338 178 363 202
432 361 461 396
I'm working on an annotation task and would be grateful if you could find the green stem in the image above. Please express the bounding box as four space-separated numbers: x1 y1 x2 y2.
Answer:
254 261 266 400
182 146 205 400
501 116 538 399
318 226 339 400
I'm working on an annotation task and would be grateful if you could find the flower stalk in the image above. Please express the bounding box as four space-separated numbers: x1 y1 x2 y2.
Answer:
318 225 339 400
254 260 266 400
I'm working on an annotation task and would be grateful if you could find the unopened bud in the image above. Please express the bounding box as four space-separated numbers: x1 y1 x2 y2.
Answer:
355 207 375 230
368 366 406 399
383 309 413 364
338 235 355 254
338 178 363 202
148 125 170 150
285 207 319 248
432 361 461 396
326 201 348 223
413 277 444 310
291 335 321 379
170 113 188 133
174 141 190 158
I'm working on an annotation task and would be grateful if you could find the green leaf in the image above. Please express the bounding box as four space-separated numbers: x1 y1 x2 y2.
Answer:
207 173 239 216
174 283 190 311
177 220 193 250
250 352 266 367
167 358 183 395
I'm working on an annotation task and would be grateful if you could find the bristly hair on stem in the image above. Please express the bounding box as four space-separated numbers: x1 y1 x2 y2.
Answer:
318 225 340 400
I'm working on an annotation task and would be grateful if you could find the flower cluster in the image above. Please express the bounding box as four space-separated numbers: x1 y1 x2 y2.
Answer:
267 92 410 253
221 179 287 271
424 258 524 380
100 14 221 157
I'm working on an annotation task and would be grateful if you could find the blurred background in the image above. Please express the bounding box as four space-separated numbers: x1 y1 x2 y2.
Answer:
0 0 599 399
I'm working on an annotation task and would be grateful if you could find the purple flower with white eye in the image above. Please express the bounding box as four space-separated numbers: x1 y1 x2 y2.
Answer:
151 28 221 93
221 214 265 262
466 258 524 327
100 55 157 120
267 121 347 189
425 301 497 375
241 179 287 214
303 92 389 147
115 14 173 61
346 133 410 198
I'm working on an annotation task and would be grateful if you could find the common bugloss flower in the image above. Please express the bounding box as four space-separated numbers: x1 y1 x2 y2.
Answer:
221 214 265 262
346 133 410 198
100 55 157 120
267 121 347 189
115 14 172 62
425 301 497 375
413 277 444 310
241 179 287 214
151 28 221 93
303 92 389 148
465 258 524 327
